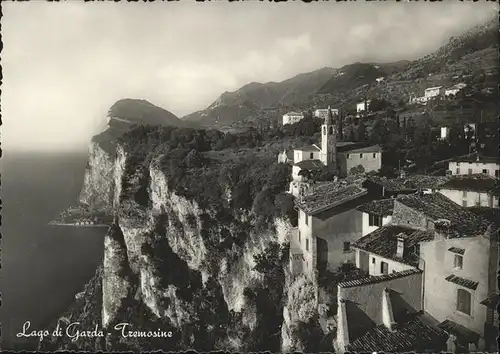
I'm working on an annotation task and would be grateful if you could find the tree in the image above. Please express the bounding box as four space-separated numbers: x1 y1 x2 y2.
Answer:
184 149 204 168
349 164 365 175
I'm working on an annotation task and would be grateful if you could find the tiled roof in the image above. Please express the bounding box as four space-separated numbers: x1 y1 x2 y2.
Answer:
447 247 465 255
480 293 499 309
294 159 324 170
367 175 451 192
294 144 321 152
467 207 500 229
451 154 500 164
439 174 499 193
296 178 367 215
347 315 448 353
445 274 479 290
438 320 480 343
356 199 394 217
396 193 492 238
344 144 382 154
338 269 422 288
352 225 434 266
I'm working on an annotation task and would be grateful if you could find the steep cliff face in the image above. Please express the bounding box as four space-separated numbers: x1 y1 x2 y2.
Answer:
48 137 298 351
79 140 116 210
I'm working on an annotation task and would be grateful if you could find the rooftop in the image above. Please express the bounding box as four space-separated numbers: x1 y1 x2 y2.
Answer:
396 193 492 238
366 175 451 192
345 144 382 154
284 111 303 116
338 269 422 288
438 319 480 344
294 159 325 170
445 274 479 290
356 198 394 217
425 86 443 90
294 144 321 152
450 154 500 164
296 178 367 215
352 225 434 267
439 174 500 194
347 314 447 353
480 293 499 309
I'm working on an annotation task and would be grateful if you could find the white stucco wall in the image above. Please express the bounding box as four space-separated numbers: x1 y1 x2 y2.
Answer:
283 114 304 125
293 149 321 164
361 213 392 236
448 161 500 176
438 189 498 209
420 235 493 338
355 249 415 276
339 151 382 176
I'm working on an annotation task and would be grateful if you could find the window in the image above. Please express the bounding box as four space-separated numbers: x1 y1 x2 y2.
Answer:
298 230 301 243
329 126 334 135
369 214 382 227
468 168 472 175
305 213 308 226
457 289 471 315
462 191 467 198
310 153 314 159
457 162 460 166
380 261 389 275
456 168 460 175
360 153 364 158
323 127 326 135
306 238 309 252
372 257 376 264
454 255 463 270
373 153 376 158
462 200 467 207
482 169 488 175
347 154 350 159
343 242 351 252
495 170 499 177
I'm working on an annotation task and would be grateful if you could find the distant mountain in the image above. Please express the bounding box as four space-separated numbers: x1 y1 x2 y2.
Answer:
182 67 337 127
183 17 498 129
108 99 194 128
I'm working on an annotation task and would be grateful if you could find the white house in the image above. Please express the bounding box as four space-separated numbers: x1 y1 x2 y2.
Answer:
440 127 450 140
445 83 467 97
376 77 385 83
424 86 445 99
437 174 499 209
314 108 339 119
337 145 382 177
282 111 304 125
356 198 394 236
356 100 371 113
448 155 500 177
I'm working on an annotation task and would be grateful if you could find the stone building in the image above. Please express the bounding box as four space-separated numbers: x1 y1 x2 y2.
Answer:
437 174 499 208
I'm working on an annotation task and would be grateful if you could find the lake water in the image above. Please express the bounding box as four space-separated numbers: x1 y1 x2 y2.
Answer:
0 151 106 350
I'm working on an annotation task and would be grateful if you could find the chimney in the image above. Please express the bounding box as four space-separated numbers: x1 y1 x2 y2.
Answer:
336 298 350 354
382 288 397 332
396 235 405 258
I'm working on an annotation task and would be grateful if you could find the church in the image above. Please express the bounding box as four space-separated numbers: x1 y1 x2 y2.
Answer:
281 107 382 197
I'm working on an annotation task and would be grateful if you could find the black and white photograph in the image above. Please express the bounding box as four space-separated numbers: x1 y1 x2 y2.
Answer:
1 1 499 352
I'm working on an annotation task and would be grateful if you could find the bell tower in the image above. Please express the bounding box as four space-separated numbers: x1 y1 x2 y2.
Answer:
320 106 337 170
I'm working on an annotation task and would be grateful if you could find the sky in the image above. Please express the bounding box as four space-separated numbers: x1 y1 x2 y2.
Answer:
2 1 497 152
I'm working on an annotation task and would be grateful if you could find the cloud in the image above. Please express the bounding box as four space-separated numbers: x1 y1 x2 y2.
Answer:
2 1 497 151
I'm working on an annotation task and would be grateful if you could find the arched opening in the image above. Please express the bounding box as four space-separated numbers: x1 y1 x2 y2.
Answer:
329 126 334 135
323 126 326 135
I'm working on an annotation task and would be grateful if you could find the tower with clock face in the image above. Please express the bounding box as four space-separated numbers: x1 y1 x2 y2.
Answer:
320 106 337 171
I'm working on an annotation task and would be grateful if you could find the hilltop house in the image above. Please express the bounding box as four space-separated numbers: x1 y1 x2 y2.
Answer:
356 100 371 113
437 174 499 209
445 83 467 97
424 86 445 100
376 76 385 83
290 178 371 280
335 193 498 353
448 154 500 177
282 111 304 125
314 108 339 119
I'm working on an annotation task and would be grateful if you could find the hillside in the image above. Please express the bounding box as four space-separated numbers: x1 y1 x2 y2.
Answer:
182 67 337 127
183 17 498 130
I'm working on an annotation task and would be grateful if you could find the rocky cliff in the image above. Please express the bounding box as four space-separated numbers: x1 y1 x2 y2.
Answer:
42 120 324 352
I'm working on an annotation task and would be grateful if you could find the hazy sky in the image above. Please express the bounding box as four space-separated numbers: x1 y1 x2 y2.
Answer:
3 1 497 151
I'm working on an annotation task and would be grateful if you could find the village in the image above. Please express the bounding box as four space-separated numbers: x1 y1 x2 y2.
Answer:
277 102 499 352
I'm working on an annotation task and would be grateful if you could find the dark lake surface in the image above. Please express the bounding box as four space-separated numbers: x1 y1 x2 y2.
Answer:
0 151 106 350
